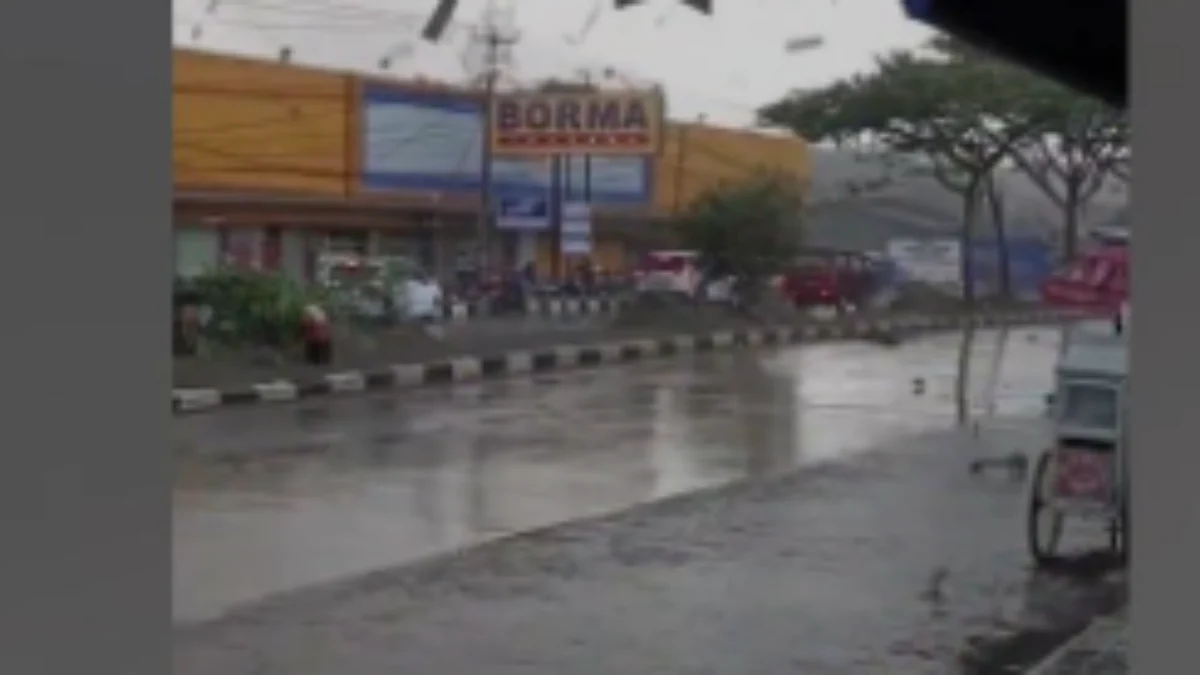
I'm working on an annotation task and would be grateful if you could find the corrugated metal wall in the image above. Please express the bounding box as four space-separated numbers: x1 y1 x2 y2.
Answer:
173 50 352 197
653 123 812 214
173 49 815 226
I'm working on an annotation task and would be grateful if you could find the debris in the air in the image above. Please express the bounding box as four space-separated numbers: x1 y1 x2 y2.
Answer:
912 377 926 395
421 0 459 43
378 43 415 70
615 0 711 15
565 0 603 44
784 34 825 53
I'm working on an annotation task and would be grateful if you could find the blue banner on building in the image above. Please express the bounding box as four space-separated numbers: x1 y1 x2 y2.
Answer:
970 237 1054 299
560 202 593 254
359 86 652 205
496 195 551 231
882 236 1053 299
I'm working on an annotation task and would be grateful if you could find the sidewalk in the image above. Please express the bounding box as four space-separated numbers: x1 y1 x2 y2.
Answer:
173 307 1071 413
1028 608 1128 675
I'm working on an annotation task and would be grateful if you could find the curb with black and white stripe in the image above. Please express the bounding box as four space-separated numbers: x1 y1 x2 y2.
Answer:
174 308 1076 414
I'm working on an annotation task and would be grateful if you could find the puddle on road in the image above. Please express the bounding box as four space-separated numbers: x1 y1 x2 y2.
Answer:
953 560 1126 674
173 328 1063 624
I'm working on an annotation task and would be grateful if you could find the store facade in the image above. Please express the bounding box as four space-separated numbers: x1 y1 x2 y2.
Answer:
172 48 813 282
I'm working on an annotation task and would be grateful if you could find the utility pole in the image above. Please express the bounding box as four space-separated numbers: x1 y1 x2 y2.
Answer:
467 6 519 274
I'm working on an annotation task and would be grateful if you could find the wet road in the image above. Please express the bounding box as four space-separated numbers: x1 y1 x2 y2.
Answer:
175 326 1128 673
175 328 1068 624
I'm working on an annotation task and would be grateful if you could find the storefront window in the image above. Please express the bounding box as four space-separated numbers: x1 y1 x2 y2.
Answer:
174 227 220 279
221 228 264 270
324 231 369 256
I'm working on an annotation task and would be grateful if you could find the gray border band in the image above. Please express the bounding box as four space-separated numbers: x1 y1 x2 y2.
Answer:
1133 1 1196 671
0 0 169 671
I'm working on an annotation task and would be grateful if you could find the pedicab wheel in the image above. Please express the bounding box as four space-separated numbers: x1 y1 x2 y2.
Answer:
1113 497 1130 562
1107 517 1121 554
1027 452 1065 567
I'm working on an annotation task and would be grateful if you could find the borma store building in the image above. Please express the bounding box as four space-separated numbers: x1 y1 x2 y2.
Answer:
173 48 813 280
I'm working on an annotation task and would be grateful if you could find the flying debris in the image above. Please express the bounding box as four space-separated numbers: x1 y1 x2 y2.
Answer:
564 0 603 45
614 0 712 15
653 6 674 28
421 0 458 43
379 43 416 70
784 34 825 53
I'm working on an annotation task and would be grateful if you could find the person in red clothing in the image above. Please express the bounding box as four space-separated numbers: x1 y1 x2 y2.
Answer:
301 303 332 365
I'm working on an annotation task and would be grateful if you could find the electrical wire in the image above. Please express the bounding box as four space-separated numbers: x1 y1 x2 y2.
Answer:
210 0 458 25
189 0 821 111
177 15 423 34
173 0 812 197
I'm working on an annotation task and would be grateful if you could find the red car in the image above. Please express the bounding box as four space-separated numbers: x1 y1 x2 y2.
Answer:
779 251 874 310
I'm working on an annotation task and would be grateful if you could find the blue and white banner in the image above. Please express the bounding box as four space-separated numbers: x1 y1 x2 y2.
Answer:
496 195 551 231
884 236 1054 300
359 87 652 205
561 202 593 254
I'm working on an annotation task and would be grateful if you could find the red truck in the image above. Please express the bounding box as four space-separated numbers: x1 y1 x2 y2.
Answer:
778 250 877 311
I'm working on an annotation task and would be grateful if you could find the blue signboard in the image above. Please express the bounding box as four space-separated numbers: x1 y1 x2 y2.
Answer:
881 236 1053 300
560 202 593 254
970 237 1054 298
496 195 551 231
360 86 652 205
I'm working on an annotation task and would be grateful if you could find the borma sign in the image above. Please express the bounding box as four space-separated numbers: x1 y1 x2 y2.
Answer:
490 91 664 157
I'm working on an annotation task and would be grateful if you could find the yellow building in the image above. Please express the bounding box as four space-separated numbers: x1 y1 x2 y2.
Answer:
173 49 353 197
653 122 813 215
172 48 814 278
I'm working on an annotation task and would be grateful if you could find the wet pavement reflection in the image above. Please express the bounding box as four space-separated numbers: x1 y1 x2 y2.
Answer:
174 327 1061 624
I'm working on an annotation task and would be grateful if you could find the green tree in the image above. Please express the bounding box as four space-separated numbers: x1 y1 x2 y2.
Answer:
982 172 1013 298
672 170 805 305
1005 79 1129 260
760 38 1048 425
759 40 1037 308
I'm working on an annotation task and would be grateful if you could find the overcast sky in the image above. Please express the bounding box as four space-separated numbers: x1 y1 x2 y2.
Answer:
172 0 936 126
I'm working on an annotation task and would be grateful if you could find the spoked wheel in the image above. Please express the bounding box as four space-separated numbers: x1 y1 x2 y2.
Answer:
1027 452 1066 567
1109 497 1130 562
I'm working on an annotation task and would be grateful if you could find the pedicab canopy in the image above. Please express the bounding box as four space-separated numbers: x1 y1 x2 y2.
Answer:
1041 245 1127 315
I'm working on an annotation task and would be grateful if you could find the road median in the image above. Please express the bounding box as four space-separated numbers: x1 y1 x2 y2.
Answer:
172 306 1079 414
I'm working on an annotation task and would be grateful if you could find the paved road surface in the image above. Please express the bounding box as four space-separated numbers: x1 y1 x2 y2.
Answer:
174 326 1124 673
176 328 1058 619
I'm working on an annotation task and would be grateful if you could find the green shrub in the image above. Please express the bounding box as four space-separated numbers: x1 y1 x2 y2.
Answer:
186 268 325 348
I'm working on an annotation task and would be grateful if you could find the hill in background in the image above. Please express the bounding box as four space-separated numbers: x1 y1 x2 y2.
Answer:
800 146 1130 252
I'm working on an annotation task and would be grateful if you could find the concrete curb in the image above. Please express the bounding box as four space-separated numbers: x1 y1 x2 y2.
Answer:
1026 609 1128 675
172 308 1077 414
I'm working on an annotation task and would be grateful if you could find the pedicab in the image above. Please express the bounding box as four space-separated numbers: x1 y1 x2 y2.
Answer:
1027 305 1128 566
1029 243 1129 566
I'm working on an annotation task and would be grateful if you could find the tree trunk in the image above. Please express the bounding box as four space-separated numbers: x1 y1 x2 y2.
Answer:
1063 179 1082 261
956 179 982 427
955 323 978 427
959 179 982 309
984 174 1013 300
